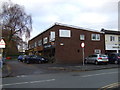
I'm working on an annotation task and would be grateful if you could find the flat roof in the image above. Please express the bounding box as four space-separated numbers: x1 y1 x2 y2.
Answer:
30 23 101 41
101 29 120 35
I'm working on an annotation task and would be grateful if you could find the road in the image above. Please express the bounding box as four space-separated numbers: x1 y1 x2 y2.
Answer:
2 68 119 88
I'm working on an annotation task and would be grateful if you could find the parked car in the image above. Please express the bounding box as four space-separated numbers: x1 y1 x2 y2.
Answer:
108 53 120 64
18 55 27 62
6 57 12 60
23 55 48 64
85 54 108 65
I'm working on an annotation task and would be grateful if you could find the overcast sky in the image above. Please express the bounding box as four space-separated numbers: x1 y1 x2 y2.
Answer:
0 0 119 39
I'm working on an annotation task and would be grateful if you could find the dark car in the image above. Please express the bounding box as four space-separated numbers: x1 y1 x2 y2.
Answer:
18 55 27 62
23 55 48 64
108 53 120 64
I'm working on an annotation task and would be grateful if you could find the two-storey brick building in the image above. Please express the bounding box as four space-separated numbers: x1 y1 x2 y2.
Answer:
28 23 105 64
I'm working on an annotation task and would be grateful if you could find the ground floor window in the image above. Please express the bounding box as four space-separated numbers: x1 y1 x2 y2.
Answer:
94 49 101 54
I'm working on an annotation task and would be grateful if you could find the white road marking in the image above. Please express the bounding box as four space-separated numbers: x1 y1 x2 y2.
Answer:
16 75 28 78
0 79 55 86
81 72 118 77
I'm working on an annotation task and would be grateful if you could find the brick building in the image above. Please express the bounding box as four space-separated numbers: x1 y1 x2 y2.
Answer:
101 29 120 54
28 23 105 64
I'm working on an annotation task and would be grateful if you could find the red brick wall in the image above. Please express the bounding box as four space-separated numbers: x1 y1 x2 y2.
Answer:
55 25 105 63
28 24 105 64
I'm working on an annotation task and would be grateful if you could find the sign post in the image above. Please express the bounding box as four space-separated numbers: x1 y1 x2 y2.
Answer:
81 42 85 66
0 39 6 68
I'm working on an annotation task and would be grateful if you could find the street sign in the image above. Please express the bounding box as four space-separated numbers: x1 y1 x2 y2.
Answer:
0 39 6 48
81 42 85 48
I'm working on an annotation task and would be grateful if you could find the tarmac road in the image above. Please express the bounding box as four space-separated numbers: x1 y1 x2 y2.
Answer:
2 60 119 78
2 68 119 88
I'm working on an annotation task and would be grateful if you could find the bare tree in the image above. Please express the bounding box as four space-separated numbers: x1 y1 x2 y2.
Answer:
0 1 32 56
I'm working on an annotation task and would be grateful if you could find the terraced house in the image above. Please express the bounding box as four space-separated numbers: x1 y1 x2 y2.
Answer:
27 23 105 64
101 29 120 54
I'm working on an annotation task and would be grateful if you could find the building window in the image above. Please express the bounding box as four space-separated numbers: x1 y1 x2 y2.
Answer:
29 45 31 49
80 35 85 40
38 40 42 46
94 49 101 54
110 36 115 41
91 34 100 41
34 42 37 47
59 29 71 37
32 44 34 48
50 31 55 42
118 37 120 42
43 37 48 44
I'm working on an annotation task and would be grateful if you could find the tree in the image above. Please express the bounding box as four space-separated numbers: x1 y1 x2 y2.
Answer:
0 1 32 56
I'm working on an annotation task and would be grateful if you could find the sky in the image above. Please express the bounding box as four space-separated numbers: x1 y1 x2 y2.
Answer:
0 0 119 39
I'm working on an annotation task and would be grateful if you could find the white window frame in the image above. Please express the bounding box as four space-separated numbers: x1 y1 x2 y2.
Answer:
34 42 37 47
94 49 101 54
50 31 55 42
80 34 85 40
38 40 42 46
43 37 48 44
91 34 100 41
59 29 71 37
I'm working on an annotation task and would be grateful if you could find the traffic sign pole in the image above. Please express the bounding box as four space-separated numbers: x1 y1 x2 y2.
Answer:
81 42 85 66
82 47 85 66
0 39 5 68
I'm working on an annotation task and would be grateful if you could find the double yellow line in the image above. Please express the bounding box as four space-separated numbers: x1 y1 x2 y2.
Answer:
98 82 120 90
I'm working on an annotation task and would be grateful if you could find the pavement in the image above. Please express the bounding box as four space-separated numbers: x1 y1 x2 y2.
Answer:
1 60 119 78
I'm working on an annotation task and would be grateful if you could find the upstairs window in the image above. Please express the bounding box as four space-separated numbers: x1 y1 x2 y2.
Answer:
110 36 115 41
38 40 42 46
118 37 120 42
50 31 55 42
59 29 71 37
80 34 85 40
91 34 100 41
34 42 37 47
43 37 48 44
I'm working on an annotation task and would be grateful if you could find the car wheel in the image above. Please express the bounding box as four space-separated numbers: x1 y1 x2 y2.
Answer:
26 60 30 64
114 60 118 64
23 60 25 63
38 61 41 64
95 61 98 65
85 60 87 64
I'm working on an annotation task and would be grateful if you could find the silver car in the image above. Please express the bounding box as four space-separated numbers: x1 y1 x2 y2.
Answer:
85 54 108 65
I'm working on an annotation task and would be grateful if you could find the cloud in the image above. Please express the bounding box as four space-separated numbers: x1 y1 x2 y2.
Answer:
1 0 119 39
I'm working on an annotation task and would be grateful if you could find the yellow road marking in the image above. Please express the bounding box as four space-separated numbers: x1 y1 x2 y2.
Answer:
98 82 120 90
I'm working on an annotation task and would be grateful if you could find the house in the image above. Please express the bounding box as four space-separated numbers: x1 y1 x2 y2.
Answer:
28 23 105 64
101 29 120 54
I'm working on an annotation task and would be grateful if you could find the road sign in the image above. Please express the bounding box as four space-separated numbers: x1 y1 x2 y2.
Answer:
81 42 85 48
0 39 6 48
